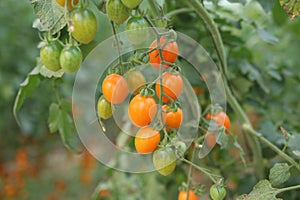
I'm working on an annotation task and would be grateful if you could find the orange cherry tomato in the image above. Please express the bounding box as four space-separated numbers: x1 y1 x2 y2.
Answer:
56 0 79 10
156 72 183 103
135 126 160 154
128 94 157 127
149 37 178 69
178 190 199 200
102 74 128 104
206 111 231 133
162 105 183 129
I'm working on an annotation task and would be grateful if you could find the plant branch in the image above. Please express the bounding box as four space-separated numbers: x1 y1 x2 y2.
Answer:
277 184 300 194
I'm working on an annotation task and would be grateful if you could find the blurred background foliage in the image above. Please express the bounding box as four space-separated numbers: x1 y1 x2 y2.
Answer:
0 0 299 199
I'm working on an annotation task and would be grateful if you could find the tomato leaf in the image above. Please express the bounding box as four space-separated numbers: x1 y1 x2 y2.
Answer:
48 102 82 154
30 0 66 34
257 28 279 44
13 67 41 125
269 163 290 187
237 180 280 200
280 0 300 20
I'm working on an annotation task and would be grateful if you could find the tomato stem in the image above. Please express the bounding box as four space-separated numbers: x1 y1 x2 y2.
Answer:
110 21 124 74
186 146 196 200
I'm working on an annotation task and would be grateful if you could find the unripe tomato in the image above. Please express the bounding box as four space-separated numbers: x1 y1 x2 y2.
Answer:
210 184 226 200
156 72 183 103
60 45 82 73
56 0 79 10
162 105 183 129
106 0 130 25
71 8 98 44
206 111 231 133
102 74 128 104
97 95 113 119
128 94 157 127
135 126 160 154
125 70 146 94
149 37 178 69
126 17 148 45
178 190 199 200
153 147 176 176
121 0 142 9
40 40 63 72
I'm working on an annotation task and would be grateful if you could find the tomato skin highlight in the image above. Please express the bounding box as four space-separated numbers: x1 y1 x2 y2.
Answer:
135 126 160 154
102 74 128 104
40 40 63 72
156 72 183 103
71 8 98 44
60 45 82 73
106 0 130 25
178 190 199 200
97 95 113 120
153 147 176 176
149 37 178 69
128 94 157 127
162 105 183 129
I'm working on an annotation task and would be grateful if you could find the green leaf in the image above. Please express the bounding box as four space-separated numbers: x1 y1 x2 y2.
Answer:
13 67 41 124
237 180 280 200
30 0 66 34
269 163 290 187
280 0 300 19
257 28 279 44
216 128 229 149
36 57 64 78
257 0 275 13
48 102 82 154
292 150 300 158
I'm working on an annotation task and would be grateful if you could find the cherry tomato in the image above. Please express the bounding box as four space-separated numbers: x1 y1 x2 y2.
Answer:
97 95 113 119
153 147 176 176
60 45 82 73
40 40 63 72
71 8 98 44
156 72 183 103
106 0 130 25
178 190 199 200
121 0 142 9
102 74 128 104
210 184 226 200
128 94 157 127
125 70 146 95
206 111 231 133
162 105 183 129
149 37 178 69
126 16 148 45
56 0 79 10
135 126 160 154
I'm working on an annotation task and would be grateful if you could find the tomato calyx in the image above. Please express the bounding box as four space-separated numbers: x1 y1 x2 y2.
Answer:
139 87 155 97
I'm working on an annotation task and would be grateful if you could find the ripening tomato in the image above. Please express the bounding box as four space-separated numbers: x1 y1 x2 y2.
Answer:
128 94 157 127
162 105 183 129
210 184 227 200
149 37 178 69
106 0 130 25
56 0 79 10
206 111 231 133
178 190 199 200
125 70 146 95
153 147 176 176
102 74 128 104
40 40 63 72
126 16 148 45
156 72 183 103
71 8 98 44
60 45 82 73
121 0 142 9
97 95 113 119
135 126 160 154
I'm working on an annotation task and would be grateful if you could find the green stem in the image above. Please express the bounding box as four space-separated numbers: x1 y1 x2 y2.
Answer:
277 184 300 194
165 8 193 18
243 124 300 171
110 21 123 74
186 148 196 199
186 0 227 75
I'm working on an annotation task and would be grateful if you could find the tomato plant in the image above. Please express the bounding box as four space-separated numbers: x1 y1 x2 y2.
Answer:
106 0 130 25
149 37 178 69
124 70 146 95
121 0 142 9
126 16 148 45
153 147 176 176
134 126 160 154
102 74 128 104
71 8 98 44
178 190 198 200
60 44 82 73
128 94 156 127
56 0 79 10
156 72 183 103
162 105 183 129
40 40 63 72
97 95 113 120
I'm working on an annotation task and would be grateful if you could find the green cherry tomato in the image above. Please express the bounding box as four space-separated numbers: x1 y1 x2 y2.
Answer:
121 0 142 9
106 0 130 25
153 147 176 176
71 8 98 44
126 16 148 45
40 40 63 72
210 184 227 200
97 95 113 119
125 70 146 94
60 45 82 73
